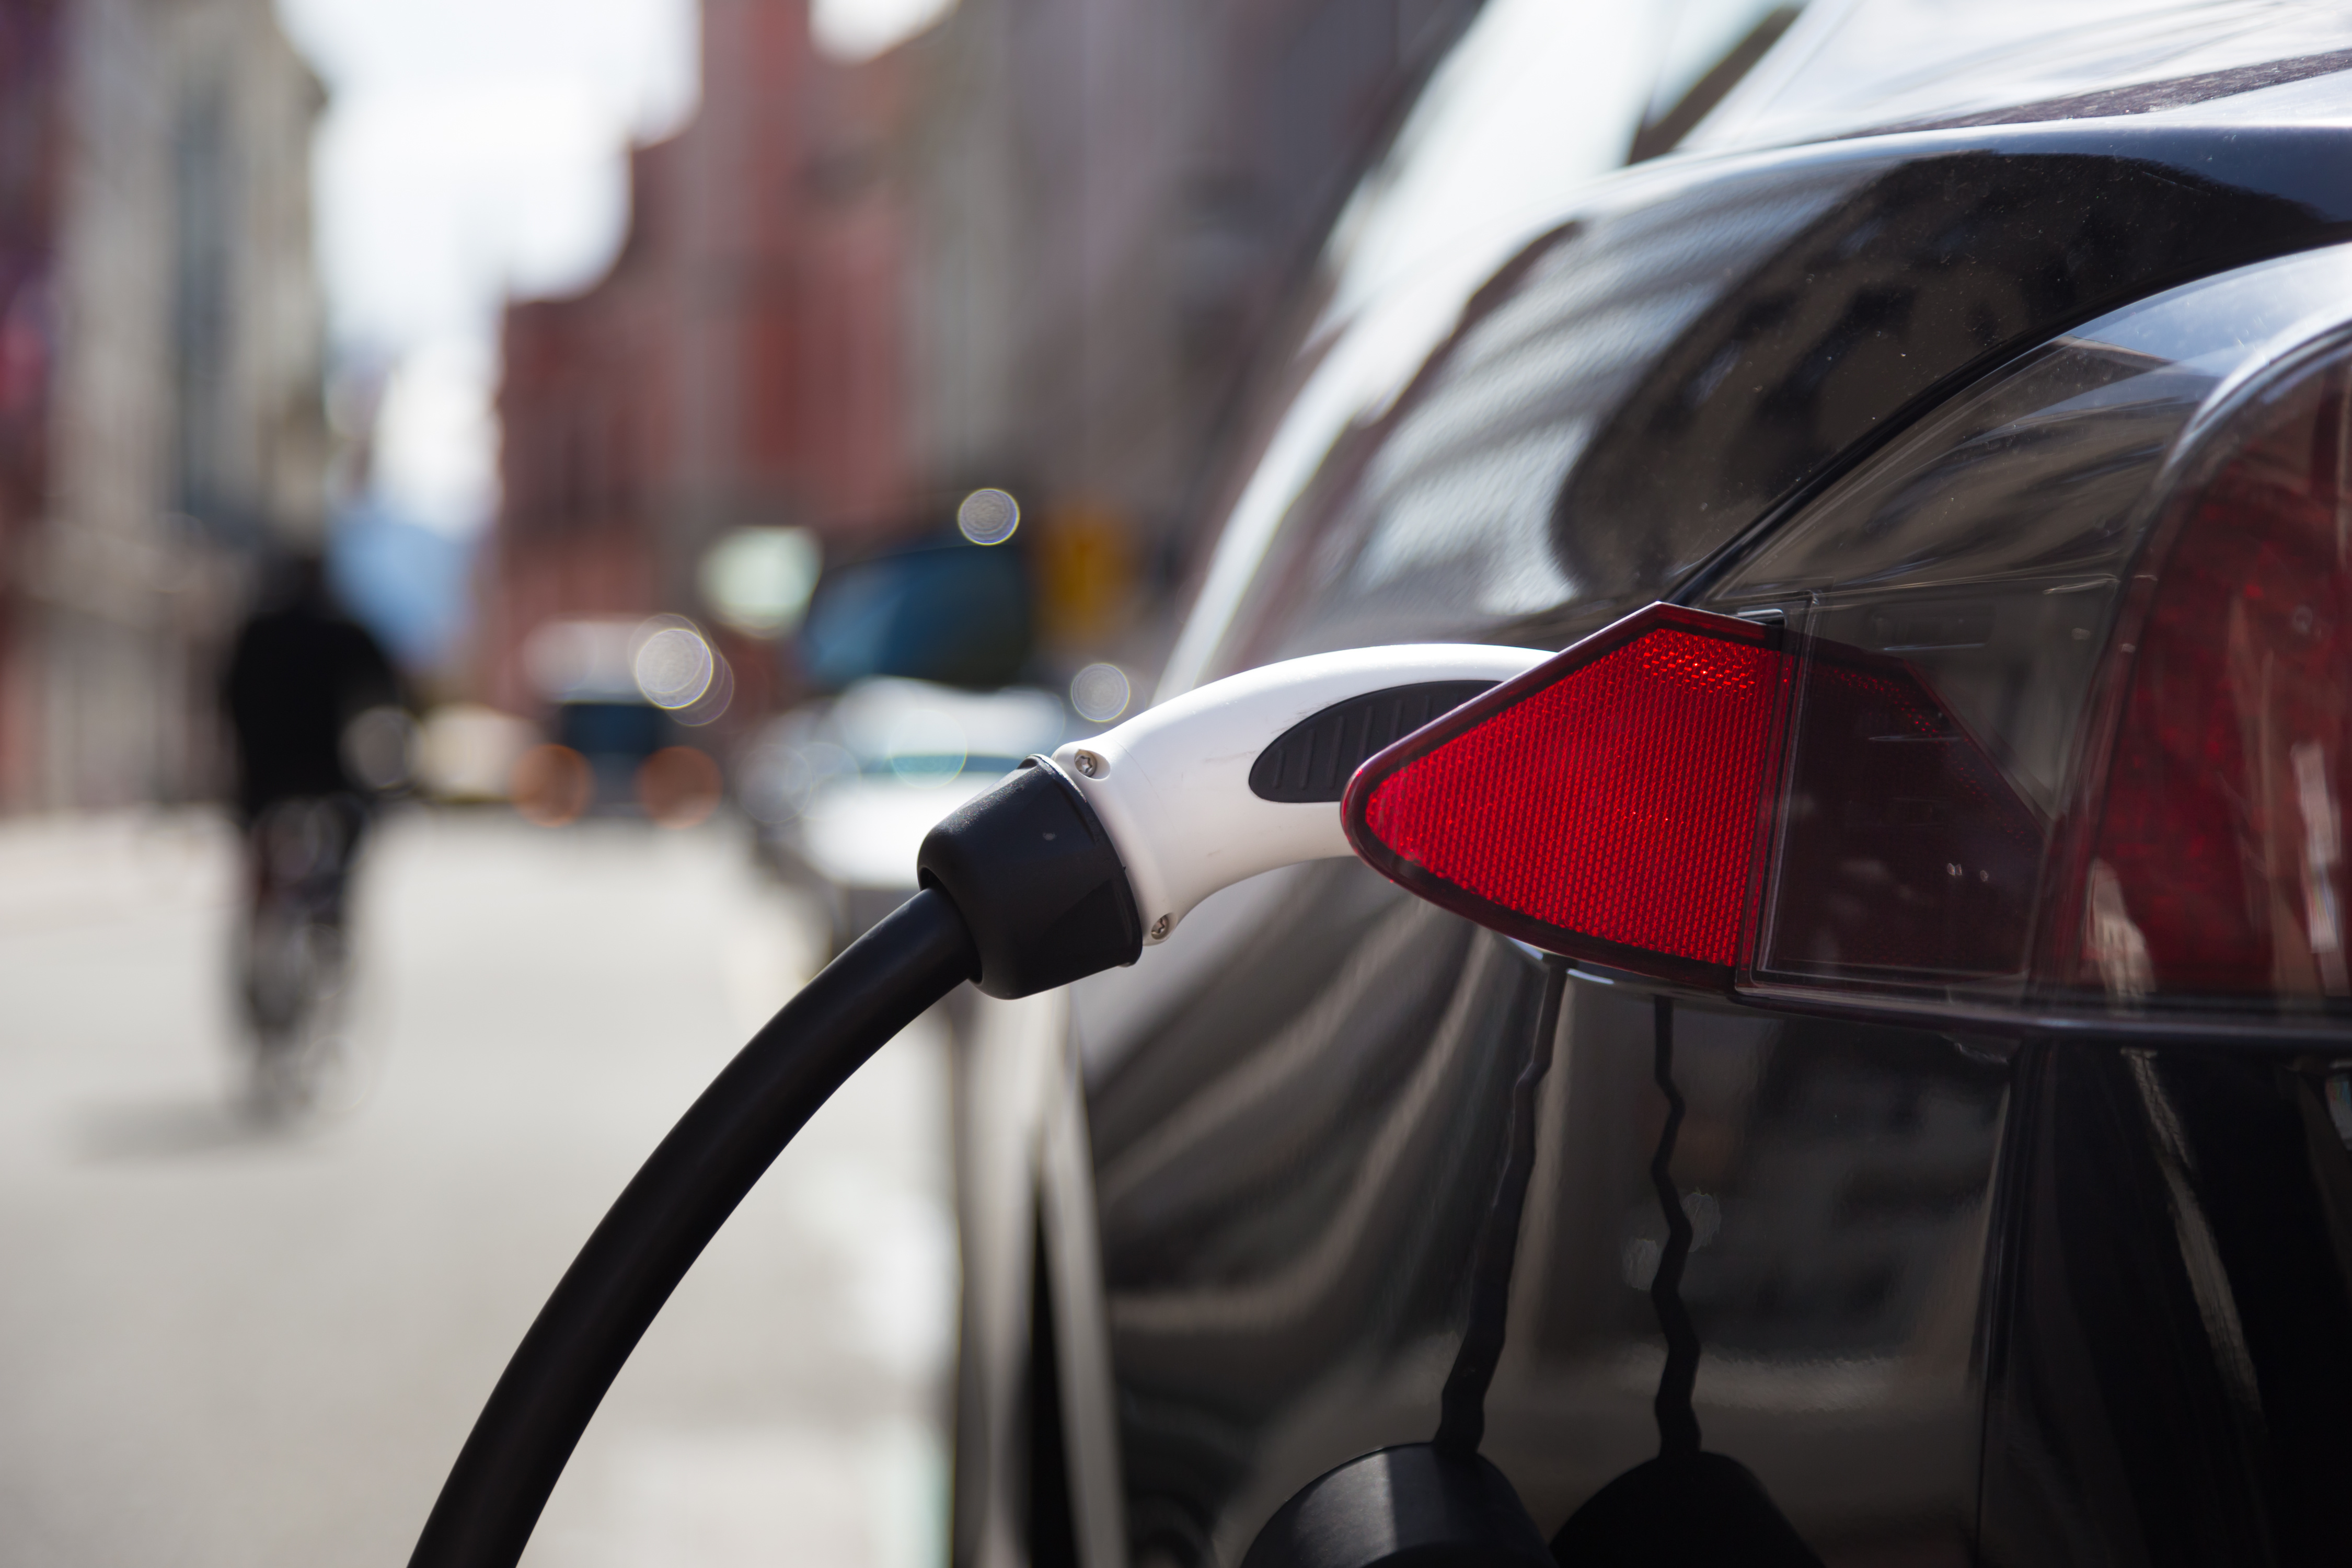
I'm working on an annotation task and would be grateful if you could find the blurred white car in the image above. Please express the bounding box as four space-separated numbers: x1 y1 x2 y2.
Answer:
740 678 1067 947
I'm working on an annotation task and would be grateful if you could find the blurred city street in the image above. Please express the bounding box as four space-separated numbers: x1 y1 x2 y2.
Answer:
0 0 1507 1558
0 809 953 1568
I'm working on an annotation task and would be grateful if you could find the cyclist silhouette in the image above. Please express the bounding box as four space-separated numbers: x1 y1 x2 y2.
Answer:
221 555 403 1114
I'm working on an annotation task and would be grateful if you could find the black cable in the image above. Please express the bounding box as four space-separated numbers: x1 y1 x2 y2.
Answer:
1434 954 1570 1455
408 887 979 1568
1648 994 1702 1460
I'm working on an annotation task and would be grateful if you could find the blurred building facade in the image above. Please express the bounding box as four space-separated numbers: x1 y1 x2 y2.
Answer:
486 0 909 718
0 0 326 808
903 0 1478 666
488 0 1477 719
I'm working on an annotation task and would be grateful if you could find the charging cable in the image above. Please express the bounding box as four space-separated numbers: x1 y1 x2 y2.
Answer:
409 642 1544 1568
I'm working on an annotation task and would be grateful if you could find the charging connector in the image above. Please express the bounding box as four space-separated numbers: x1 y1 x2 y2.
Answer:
914 643 1544 995
1044 644 1545 946
412 640 1548 1568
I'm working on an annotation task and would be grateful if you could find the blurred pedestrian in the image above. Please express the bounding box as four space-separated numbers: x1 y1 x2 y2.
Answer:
221 554 405 1114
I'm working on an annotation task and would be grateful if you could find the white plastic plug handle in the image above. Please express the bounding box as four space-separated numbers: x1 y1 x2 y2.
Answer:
1051 644 1549 944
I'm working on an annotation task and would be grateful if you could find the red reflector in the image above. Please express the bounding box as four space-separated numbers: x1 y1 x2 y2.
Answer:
1344 605 1785 979
2076 352 2352 1001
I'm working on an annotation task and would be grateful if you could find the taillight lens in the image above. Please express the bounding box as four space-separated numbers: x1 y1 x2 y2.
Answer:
1344 266 2352 1022
2067 343 2352 1004
1342 604 2042 990
1343 604 1787 984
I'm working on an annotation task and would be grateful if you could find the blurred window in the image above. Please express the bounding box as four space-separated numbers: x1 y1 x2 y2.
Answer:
799 539 1033 691
556 700 669 760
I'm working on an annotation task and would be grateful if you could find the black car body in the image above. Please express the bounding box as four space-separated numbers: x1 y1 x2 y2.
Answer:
952 7 2352 1567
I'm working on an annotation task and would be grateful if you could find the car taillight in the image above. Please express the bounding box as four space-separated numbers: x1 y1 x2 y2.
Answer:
2061 339 2352 1006
1347 317 2352 1023
1342 603 2038 992
1343 605 1786 985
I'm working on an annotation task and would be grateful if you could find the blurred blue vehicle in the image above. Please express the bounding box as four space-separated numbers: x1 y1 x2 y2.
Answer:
748 528 1058 946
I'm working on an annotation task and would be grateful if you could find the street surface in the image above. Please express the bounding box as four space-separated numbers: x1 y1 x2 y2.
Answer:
0 809 954 1567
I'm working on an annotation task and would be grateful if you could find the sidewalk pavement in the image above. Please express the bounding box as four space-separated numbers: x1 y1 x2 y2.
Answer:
0 808 953 1568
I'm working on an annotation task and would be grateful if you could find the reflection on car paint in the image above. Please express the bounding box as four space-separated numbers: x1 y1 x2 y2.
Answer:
1984 1045 2352 1566
1495 993 2003 1561
1078 859 2008 1565
1206 123 2352 689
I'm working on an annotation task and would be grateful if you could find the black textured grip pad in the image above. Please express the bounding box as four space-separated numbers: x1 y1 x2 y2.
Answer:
1248 681 1497 803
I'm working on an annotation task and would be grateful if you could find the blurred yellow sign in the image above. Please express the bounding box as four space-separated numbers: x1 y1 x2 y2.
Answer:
1033 501 1134 649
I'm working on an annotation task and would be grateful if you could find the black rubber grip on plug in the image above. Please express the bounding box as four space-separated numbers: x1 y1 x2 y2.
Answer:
918 757 1143 998
1248 682 1497 802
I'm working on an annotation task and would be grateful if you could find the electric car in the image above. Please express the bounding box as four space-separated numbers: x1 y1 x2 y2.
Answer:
948 6 2352 1568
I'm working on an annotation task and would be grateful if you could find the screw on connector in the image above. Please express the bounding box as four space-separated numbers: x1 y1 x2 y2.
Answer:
1150 914 1171 940
1073 750 1105 778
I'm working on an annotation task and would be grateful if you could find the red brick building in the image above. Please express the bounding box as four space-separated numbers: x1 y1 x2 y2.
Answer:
485 0 910 718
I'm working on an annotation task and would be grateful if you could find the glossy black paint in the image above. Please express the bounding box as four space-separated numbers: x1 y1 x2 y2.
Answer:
1981 1044 2352 1568
1077 915 2012 1563
1569 131 2352 614
1223 123 2352 675
1062 25 2352 1568
1081 871 1531 1564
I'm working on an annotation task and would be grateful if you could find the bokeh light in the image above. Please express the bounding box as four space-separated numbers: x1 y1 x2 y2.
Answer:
631 623 717 710
511 743 595 826
635 745 724 827
1070 662 1131 723
699 526 822 637
955 488 1020 545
